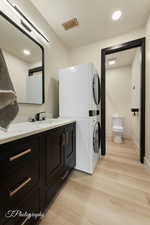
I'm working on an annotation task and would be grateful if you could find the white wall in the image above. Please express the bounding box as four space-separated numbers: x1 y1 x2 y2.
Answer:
130 48 141 148
1 0 69 122
3 50 44 104
26 73 43 104
106 59 141 144
3 50 28 103
69 29 145 73
27 61 43 104
145 15 150 168
106 66 131 139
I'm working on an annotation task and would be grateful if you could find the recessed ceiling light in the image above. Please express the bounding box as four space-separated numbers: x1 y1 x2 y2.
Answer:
108 59 116 65
112 10 122 21
23 50 31 55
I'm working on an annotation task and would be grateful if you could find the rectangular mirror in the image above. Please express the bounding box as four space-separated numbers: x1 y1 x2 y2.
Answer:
0 12 45 104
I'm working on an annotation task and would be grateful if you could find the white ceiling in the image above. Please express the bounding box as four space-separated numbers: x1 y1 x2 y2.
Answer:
106 48 139 70
30 0 150 48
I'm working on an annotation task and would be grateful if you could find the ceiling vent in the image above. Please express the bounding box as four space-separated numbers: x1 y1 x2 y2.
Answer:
62 18 79 31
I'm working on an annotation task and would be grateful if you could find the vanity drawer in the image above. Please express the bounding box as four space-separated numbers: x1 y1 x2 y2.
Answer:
0 158 40 215
4 188 41 225
0 136 39 178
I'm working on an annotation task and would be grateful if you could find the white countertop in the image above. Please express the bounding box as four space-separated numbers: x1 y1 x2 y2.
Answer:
0 119 76 145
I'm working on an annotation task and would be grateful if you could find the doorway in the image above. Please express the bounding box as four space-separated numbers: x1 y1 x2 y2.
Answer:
101 38 145 163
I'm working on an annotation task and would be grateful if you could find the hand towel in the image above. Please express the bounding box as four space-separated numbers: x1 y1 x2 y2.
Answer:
0 49 19 130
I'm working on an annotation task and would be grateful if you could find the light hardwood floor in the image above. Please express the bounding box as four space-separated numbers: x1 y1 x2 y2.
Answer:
40 140 150 225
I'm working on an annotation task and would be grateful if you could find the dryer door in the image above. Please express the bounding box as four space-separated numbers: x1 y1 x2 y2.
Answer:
93 74 101 105
93 122 101 153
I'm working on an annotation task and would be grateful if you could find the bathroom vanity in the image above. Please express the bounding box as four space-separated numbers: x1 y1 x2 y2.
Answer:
0 4 76 225
0 119 76 225
0 4 77 225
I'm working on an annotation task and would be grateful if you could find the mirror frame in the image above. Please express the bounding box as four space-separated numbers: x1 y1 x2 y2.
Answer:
0 10 45 104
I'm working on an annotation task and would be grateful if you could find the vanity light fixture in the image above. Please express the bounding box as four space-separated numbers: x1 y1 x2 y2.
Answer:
112 10 122 21
108 59 116 65
23 50 31 55
4 0 49 43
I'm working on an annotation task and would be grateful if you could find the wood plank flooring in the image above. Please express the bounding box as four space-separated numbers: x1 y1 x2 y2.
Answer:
40 140 150 225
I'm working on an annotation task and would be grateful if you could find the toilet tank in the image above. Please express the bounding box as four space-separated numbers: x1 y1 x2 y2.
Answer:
112 116 124 128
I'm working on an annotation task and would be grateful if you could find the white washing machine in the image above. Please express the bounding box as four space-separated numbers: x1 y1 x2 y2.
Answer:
59 63 101 118
59 63 101 174
75 116 101 174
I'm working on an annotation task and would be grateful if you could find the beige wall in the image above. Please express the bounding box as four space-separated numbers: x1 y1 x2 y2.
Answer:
106 60 141 145
3 50 44 104
130 48 141 148
106 66 131 139
4 0 70 122
69 29 145 72
145 15 150 167
3 50 28 103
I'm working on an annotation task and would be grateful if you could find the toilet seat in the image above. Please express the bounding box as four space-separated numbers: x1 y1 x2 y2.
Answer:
112 126 124 133
112 116 124 144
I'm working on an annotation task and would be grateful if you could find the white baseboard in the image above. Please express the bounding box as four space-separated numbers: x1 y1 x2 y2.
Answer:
144 157 150 170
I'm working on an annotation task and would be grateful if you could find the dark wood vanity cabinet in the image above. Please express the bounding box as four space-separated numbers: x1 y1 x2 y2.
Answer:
63 124 76 174
45 127 64 185
44 123 76 209
0 122 76 225
0 135 41 225
44 126 64 208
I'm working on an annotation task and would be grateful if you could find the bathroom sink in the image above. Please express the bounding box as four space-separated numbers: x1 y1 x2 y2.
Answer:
34 119 56 124
4 122 38 133
0 121 49 140
0 118 74 142
0 118 75 145
33 118 65 126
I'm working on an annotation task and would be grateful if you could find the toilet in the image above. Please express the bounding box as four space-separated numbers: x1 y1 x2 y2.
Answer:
112 116 124 144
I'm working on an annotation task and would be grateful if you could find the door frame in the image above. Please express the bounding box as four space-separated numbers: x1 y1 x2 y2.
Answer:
101 38 146 163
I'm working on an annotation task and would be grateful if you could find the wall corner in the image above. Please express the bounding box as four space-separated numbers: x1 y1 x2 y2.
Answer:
144 156 150 170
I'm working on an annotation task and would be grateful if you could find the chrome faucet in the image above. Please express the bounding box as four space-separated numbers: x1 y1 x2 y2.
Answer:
35 112 46 121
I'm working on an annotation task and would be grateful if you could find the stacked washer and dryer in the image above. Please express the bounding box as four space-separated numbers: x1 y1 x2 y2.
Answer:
59 63 101 174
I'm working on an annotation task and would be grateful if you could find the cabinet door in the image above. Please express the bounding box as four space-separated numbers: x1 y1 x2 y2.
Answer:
64 123 76 171
0 136 41 225
0 136 39 178
45 127 64 186
4 188 40 225
0 159 40 218
44 127 64 207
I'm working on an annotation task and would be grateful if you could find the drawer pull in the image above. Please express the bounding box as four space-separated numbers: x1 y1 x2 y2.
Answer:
20 215 31 225
66 132 69 145
9 149 32 162
9 177 31 197
61 170 69 180
61 133 66 146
